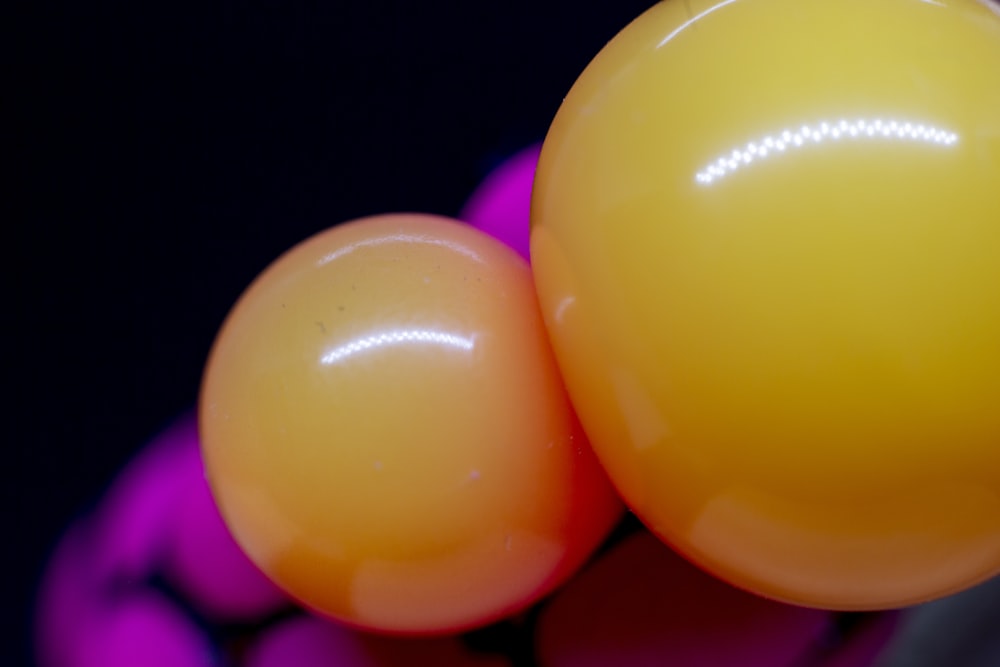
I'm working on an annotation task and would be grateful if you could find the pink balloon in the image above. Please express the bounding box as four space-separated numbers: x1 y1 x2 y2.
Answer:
36 418 205 667
87 412 286 622
244 615 372 667
164 451 287 621
536 531 832 667
35 521 102 667
91 414 201 583
246 615 511 667
75 592 216 667
460 144 540 260
35 523 216 667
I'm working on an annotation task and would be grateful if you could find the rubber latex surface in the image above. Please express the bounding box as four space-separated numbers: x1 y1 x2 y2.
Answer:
531 0 1000 610
200 214 621 634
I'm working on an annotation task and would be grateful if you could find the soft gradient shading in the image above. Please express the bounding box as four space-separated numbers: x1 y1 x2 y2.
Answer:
35 413 287 667
246 614 512 667
536 531 833 667
459 144 540 261
163 417 288 620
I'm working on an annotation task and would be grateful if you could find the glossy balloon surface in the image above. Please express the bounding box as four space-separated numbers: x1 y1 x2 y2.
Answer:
532 0 1000 609
165 438 288 621
200 214 621 634
460 144 541 260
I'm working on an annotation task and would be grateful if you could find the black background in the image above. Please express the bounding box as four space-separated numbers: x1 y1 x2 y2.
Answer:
9 1 655 664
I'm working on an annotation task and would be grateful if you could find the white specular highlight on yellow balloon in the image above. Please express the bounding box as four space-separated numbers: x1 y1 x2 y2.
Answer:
696 118 960 185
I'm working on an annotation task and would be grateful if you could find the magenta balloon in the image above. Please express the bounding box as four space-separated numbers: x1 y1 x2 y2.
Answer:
536 531 832 667
86 411 285 621
164 453 287 620
244 615 371 667
91 415 200 583
76 592 215 667
38 540 214 667
246 615 512 667
459 144 540 260
35 522 102 667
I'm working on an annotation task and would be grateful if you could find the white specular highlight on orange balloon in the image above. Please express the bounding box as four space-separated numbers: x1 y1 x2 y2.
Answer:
695 119 959 185
320 329 477 365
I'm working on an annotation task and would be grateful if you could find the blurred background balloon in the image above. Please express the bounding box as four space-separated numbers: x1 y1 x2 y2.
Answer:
244 615 512 667
460 144 540 260
11 2 650 661
535 531 831 667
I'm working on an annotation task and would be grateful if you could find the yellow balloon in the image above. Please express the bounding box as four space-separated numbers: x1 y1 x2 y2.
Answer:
531 0 1000 610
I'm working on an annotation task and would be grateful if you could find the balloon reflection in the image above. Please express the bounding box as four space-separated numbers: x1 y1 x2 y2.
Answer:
320 329 476 365
696 118 959 185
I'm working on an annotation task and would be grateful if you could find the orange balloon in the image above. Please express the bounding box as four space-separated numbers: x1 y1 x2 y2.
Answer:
199 214 621 635
531 0 1000 610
